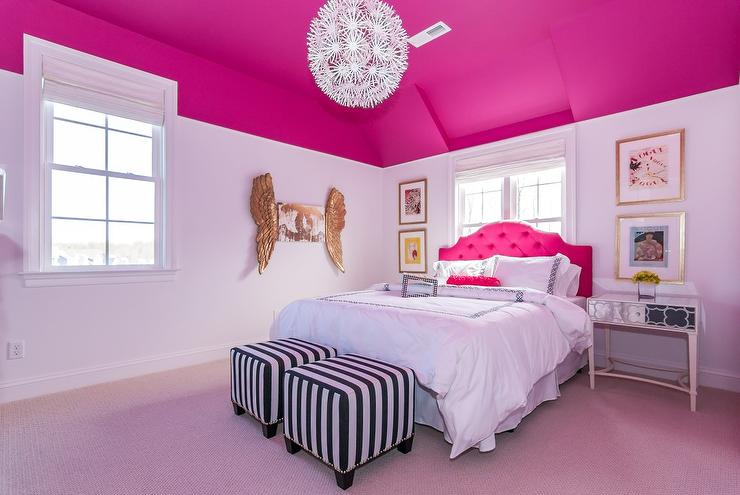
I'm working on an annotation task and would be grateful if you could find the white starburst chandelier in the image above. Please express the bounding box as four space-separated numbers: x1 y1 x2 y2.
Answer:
308 0 409 108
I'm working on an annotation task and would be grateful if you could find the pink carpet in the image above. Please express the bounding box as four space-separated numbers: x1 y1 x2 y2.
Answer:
2 361 739 494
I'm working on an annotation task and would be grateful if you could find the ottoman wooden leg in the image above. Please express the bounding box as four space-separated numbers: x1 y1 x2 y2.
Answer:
262 423 278 438
232 402 245 416
284 437 301 454
334 469 355 490
397 436 414 454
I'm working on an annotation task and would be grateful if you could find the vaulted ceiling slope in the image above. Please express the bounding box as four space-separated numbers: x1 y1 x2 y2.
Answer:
3 0 739 167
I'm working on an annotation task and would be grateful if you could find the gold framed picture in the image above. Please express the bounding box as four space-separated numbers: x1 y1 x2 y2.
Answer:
398 229 427 273
398 178 427 224
615 212 685 283
616 129 684 205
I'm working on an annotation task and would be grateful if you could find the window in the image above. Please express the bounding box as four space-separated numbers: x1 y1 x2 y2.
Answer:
457 167 564 236
46 102 160 268
453 132 575 240
23 36 177 286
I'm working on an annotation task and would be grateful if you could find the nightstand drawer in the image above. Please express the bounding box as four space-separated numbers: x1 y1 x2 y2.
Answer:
588 299 696 331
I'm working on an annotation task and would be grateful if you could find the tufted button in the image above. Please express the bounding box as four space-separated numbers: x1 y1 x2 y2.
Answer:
534 242 541 247
510 243 517 248
458 254 464 259
478 254 483 259
498 233 506 238
468 244 474 249
488 244 495 249
479 233 484 238
522 231 529 236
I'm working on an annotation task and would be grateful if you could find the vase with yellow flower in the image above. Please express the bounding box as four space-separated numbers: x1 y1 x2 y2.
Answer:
632 270 660 300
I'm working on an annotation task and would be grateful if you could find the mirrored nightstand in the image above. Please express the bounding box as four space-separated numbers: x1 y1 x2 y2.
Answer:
587 292 700 411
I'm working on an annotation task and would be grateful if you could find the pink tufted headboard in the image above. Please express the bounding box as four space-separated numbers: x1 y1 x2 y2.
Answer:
438 221 593 297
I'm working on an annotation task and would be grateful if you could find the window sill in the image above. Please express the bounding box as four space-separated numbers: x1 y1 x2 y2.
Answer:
20 268 179 288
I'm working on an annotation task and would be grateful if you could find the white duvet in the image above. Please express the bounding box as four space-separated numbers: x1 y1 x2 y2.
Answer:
270 283 593 458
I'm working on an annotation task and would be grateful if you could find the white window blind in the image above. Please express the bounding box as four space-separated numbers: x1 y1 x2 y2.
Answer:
42 56 165 126
455 138 566 181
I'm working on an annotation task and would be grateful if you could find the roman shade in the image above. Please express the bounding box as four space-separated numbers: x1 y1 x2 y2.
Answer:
455 138 566 182
42 55 165 125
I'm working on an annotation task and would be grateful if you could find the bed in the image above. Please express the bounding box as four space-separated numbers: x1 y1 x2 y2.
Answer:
271 221 594 458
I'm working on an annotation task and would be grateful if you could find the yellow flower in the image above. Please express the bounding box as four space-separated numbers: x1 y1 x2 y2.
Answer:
631 270 661 284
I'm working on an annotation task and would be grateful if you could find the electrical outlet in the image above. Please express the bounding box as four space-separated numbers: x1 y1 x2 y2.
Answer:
7 340 25 360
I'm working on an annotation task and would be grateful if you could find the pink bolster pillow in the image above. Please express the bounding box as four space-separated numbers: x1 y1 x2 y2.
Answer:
446 275 502 287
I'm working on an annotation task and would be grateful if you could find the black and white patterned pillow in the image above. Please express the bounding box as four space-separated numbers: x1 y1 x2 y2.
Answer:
401 274 439 298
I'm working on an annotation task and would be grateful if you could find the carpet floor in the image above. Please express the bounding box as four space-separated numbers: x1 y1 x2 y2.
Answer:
2 361 739 495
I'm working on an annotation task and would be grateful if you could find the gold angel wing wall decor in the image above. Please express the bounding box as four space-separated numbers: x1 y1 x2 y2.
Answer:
325 187 346 272
249 173 278 274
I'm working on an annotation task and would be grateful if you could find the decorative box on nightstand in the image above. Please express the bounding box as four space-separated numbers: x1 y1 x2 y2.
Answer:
587 292 701 411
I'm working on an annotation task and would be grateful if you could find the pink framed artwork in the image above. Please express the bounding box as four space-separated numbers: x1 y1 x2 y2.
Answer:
616 129 685 205
398 178 427 224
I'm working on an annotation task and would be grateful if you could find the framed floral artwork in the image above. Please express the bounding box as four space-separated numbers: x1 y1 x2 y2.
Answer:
616 129 684 205
398 229 427 273
399 178 427 224
616 212 685 283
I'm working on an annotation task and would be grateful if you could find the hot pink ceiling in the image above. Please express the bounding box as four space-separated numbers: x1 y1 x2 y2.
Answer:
2 0 739 167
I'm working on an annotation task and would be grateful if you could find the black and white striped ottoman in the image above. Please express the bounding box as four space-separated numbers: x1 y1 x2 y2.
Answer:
283 354 415 490
230 339 337 438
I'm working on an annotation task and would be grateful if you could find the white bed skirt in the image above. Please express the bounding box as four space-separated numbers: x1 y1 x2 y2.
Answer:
414 350 588 452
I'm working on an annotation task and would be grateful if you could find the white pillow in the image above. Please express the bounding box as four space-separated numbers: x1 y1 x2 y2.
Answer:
432 258 494 280
555 264 581 297
491 254 571 294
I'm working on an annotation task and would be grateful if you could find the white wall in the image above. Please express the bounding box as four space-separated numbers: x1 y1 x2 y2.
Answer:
0 69 384 402
380 85 740 391
3 65 738 402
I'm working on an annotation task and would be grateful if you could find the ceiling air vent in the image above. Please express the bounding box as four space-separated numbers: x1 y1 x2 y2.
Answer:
408 21 451 48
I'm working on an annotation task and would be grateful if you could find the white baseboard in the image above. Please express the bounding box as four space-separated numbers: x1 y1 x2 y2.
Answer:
0 342 241 404
594 351 740 393
3 345 737 405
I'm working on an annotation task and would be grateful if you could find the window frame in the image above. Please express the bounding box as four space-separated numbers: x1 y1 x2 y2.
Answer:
448 127 577 244
22 35 178 287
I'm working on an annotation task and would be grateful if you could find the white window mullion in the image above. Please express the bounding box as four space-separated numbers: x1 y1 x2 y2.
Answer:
535 175 541 221
504 177 514 220
41 101 54 271
49 163 156 182
561 168 567 234
152 124 164 268
104 114 110 267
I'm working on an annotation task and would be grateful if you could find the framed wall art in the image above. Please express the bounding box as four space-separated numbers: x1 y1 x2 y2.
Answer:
250 173 346 274
399 178 427 224
616 129 684 205
398 228 427 273
615 212 685 283
277 203 325 243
